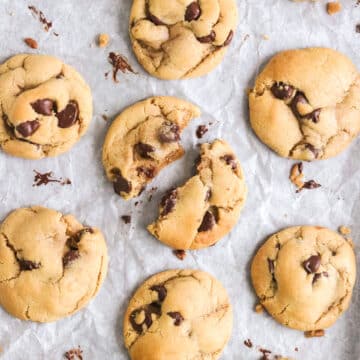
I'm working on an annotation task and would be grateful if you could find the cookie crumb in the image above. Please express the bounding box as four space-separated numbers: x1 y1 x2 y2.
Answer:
304 329 325 338
108 52 137 83
255 303 264 313
24 37 38 49
262 34 270 40
290 162 304 189
173 249 186 260
244 339 253 348
98 33 110 48
196 125 208 139
326 2 342 15
64 346 83 360
121 215 131 224
339 225 351 235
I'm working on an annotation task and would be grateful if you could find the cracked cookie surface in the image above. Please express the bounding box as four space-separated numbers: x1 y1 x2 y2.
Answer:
148 139 247 250
0 206 108 322
123 269 232 360
248 48 360 160
0 54 93 159
102 96 200 200
251 226 356 331
129 0 238 80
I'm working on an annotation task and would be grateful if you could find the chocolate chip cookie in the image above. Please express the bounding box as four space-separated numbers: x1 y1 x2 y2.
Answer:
0 206 108 322
123 269 233 360
249 48 360 160
148 139 247 249
0 54 92 159
251 226 356 331
129 0 238 79
102 96 200 200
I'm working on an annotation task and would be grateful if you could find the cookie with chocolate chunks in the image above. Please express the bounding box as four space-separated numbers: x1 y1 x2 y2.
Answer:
129 0 238 79
249 48 360 160
123 269 233 360
102 96 200 200
0 54 92 159
0 206 108 322
148 139 247 250
251 226 356 331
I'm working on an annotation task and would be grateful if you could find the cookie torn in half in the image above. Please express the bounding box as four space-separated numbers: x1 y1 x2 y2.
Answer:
102 96 200 200
148 139 247 250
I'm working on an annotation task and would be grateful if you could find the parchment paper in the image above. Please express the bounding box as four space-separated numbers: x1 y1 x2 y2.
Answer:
0 0 359 359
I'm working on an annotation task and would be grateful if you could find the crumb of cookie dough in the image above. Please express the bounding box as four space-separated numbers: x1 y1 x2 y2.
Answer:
255 303 264 313
24 37 38 49
339 225 351 235
304 329 325 338
327 2 342 15
290 162 304 189
173 249 186 260
64 346 83 360
262 34 270 40
98 33 110 48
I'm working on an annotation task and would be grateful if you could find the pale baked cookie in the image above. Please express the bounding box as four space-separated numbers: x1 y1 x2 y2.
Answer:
129 0 238 80
251 226 356 331
123 269 232 360
148 139 247 250
0 206 108 322
0 54 92 159
102 96 200 200
249 48 360 160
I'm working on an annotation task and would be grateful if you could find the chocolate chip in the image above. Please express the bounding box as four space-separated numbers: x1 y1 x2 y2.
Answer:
63 250 80 267
198 211 216 232
271 82 295 100
56 101 79 128
290 92 308 118
158 121 180 143
136 166 155 179
111 169 132 195
121 215 131 224
244 339 253 348
16 120 40 137
268 259 275 274
196 125 208 139
303 255 321 274
185 2 201 21
161 189 178 216
19 259 40 271
312 273 321 284
167 311 184 326
173 249 186 260
223 30 234 46
197 30 216 43
305 144 320 159
150 285 167 302
147 5 165 26
305 109 321 123
302 180 321 190
135 143 155 158
31 99 54 115
221 154 237 170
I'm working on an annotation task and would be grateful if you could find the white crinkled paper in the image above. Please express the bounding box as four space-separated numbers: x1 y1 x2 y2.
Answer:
0 0 359 359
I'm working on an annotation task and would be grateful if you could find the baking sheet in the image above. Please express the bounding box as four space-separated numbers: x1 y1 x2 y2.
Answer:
0 0 359 359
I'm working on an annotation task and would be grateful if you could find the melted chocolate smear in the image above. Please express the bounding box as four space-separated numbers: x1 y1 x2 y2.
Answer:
185 2 201 22
33 170 71 187
196 125 208 139
303 255 321 274
197 30 216 43
161 189 178 216
28 5 52 32
158 121 180 143
150 285 167 302
112 169 132 195
198 211 216 232
135 143 155 158
221 154 237 170
167 311 184 326
108 52 136 83
16 120 40 137
19 259 41 271
136 166 155 179
271 82 295 100
31 99 54 115
224 30 234 46
298 180 321 192
63 250 80 267
57 101 79 128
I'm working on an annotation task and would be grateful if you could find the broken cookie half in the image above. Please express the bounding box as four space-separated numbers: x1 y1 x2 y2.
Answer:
148 139 247 250
102 96 200 200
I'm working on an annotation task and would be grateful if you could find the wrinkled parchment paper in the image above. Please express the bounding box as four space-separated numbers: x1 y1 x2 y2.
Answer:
0 0 359 359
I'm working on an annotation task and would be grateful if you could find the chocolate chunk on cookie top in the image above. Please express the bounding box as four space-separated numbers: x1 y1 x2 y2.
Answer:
0 206 108 322
251 226 356 331
129 0 238 79
102 96 200 200
0 54 93 159
249 48 360 160
123 269 233 360
148 139 247 250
